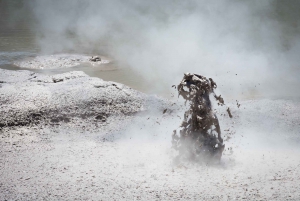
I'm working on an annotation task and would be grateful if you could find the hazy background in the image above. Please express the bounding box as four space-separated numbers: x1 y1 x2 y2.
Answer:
2 0 300 99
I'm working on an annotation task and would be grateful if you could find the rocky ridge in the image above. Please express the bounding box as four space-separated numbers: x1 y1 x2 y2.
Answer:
0 69 174 131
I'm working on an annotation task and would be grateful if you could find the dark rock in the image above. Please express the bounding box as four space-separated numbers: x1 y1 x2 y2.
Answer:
89 56 101 62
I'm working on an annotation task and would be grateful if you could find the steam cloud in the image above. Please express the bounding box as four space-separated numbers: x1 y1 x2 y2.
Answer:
28 0 300 99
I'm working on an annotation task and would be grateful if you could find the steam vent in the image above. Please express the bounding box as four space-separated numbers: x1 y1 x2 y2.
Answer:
172 73 225 163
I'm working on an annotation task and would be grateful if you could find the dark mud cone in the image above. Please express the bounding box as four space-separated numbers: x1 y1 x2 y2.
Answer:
172 73 225 163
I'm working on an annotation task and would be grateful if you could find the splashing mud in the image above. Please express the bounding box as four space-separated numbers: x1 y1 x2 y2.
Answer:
172 73 229 163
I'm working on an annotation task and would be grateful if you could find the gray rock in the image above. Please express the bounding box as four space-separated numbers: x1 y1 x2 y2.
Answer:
89 56 101 62
0 69 146 128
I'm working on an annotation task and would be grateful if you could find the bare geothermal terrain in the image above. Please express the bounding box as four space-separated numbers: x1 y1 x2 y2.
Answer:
1 1 300 200
13 54 110 69
1 68 300 201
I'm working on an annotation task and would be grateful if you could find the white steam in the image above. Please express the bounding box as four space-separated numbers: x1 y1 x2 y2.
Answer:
28 0 300 98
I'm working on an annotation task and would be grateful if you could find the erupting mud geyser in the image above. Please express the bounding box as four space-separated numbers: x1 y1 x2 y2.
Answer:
172 73 228 163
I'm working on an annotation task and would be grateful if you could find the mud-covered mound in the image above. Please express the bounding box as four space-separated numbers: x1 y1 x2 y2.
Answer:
0 69 146 129
13 54 110 69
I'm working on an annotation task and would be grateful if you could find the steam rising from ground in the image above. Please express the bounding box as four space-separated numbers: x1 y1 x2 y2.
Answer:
1 2 300 199
27 0 300 98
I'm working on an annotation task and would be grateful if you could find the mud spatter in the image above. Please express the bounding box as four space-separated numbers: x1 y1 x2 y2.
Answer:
172 73 230 163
